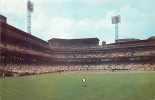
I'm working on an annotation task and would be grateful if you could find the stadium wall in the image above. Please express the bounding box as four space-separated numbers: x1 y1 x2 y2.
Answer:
0 21 53 66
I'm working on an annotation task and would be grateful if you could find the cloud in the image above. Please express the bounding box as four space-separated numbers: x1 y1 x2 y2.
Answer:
0 0 27 15
118 5 154 36
79 0 108 6
31 11 114 42
1 0 155 43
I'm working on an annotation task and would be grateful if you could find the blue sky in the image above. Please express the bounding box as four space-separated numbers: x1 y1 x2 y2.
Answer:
0 0 155 43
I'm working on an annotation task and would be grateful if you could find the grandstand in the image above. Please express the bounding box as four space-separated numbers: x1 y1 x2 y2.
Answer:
0 15 155 76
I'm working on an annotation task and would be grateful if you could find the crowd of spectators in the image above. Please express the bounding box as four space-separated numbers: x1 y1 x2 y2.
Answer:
53 50 155 59
0 63 155 76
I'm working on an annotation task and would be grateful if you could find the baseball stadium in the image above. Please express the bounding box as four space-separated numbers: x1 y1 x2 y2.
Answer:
0 13 155 100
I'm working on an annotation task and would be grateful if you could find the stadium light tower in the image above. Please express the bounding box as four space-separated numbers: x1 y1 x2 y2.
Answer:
27 0 34 34
112 15 121 42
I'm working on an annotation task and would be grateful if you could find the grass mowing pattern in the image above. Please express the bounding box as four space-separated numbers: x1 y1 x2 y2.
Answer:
0 72 155 100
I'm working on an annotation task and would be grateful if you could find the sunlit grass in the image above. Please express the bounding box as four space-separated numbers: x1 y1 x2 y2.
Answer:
0 71 155 100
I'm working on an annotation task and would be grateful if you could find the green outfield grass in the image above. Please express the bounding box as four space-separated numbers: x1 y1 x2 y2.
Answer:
0 71 155 100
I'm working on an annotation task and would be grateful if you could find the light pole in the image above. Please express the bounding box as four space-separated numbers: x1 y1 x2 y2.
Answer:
27 0 34 34
112 15 121 42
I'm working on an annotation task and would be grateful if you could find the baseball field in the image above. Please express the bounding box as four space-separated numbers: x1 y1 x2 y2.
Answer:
0 71 155 100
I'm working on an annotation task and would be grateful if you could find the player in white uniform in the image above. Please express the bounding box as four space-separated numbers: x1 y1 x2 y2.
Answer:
82 78 87 87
